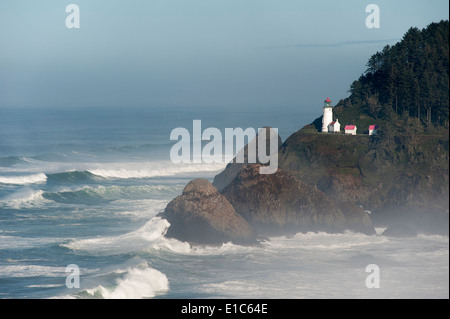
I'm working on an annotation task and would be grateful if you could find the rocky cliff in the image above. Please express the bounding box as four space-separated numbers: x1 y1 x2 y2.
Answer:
278 128 449 235
213 127 282 191
221 164 374 236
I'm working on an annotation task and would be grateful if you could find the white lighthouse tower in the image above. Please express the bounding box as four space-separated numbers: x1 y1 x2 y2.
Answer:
322 97 334 133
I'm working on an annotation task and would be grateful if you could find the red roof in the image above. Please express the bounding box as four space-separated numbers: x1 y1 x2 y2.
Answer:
345 125 356 130
329 121 336 125
325 97 332 103
369 125 378 130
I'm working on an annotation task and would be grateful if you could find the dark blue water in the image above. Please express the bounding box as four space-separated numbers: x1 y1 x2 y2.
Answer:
0 106 448 299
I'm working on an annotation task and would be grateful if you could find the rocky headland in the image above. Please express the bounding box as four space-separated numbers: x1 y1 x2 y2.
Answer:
160 21 449 245
160 122 448 245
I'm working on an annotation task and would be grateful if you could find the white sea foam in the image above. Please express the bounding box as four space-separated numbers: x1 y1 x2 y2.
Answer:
264 230 389 251
88 162 226 179
0 159 225 185
0 189 50 209
0 173 47 185
65 227 446 299
81 262 169 299
55 185 181 199
63 217 173 254
63 216 254 256
197 231 449 299
0 264 66 278
27 284 63 288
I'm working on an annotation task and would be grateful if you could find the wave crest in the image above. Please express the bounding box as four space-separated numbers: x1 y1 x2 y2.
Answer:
0 189 50 209
88 162 225 179
78 262 169 299
62 217 172 254
43 185 180 205
0 173 47 185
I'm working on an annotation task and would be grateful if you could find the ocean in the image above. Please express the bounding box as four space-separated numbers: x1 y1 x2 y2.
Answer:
0 106 448 299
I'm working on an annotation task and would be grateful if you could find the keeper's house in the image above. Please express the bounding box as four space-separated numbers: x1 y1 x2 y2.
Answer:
345 125 357 135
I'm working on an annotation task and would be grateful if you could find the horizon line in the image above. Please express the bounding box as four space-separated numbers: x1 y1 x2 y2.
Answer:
263 38 400 49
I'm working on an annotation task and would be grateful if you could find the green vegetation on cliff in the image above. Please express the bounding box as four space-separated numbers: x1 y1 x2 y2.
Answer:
352 20 448 125
312 20 449 134
286 21 449 234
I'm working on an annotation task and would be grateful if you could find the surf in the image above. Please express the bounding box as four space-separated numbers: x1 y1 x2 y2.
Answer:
0 173 47 185
70 261 169 299
41 185 181 205
87 162 226 180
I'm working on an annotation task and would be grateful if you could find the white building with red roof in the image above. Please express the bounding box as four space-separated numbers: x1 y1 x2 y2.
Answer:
328 119 341 133
345 125 357 135
369 125 379 136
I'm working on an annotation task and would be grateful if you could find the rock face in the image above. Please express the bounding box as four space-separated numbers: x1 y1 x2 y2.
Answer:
278 129 449 235
221 165 375 235
160 179 254 245
213 127 282 191
161 162 375 245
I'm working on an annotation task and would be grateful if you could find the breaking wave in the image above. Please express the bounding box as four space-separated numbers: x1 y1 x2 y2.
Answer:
0 173 47 185
76 261 169 299
0 189 50 209
62 217 174 254
63 216 256 257
0 160 225 186
0 162 224 185
87 162 226 179
42 185 181 205
46 171 98 183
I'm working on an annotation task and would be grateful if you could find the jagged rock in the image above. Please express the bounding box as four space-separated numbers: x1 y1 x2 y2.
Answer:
221 164 375 235
213 127 282 191
160 179 255 245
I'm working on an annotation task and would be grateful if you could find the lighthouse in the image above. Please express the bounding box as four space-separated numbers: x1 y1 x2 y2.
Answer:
322 97 334 133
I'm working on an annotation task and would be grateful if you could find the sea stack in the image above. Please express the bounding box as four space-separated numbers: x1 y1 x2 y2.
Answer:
160 179 255 245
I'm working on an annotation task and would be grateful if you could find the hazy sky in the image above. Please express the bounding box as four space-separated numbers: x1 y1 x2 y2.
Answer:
0 0 448 110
